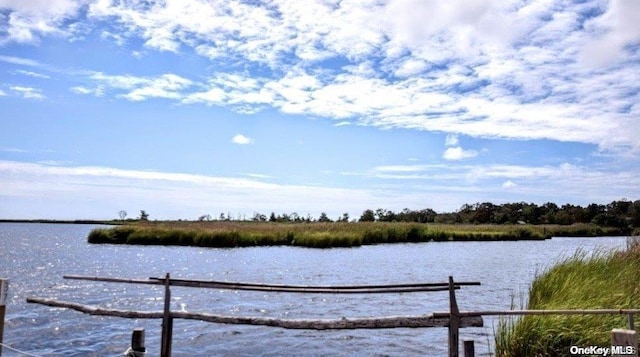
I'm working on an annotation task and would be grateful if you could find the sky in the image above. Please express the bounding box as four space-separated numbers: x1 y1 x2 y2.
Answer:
0 0 639 221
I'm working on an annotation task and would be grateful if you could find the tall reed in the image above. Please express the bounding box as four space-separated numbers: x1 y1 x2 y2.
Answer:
87 222 622 249
495 238 640 356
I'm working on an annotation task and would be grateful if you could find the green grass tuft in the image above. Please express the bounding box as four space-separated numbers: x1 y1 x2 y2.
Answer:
495 239 640 356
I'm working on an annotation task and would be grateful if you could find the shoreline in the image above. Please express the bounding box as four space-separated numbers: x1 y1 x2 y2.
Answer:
0 219 121 225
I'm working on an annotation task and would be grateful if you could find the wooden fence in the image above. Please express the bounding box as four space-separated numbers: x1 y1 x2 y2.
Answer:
26 274 482 357
24 274 640 356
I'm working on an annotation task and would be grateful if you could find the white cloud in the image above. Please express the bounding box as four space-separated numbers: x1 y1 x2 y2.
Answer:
443 147 478 161
242 173 273 179
1 1 639 154
13 69 50 79
0 55 41 67
71 86 102 96
10 86 45 100
0 160 440 218
356 161 640 207
579 0 640 67
445 134 459 147
82 72 193 101
0 89 6 96
231 134 254 145
0 0 88 44
502 180 517 188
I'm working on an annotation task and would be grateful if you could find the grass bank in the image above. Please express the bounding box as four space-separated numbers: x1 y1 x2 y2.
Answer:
87 221 625 248
495 238 640 356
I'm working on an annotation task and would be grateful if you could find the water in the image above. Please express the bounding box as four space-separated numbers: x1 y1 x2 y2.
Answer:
0 223 629 356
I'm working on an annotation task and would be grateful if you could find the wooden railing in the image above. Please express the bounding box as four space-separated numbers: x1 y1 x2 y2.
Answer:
21 274 640 356
26 274 482 357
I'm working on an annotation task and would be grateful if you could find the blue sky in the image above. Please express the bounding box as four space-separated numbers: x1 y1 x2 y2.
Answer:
0 0 639 220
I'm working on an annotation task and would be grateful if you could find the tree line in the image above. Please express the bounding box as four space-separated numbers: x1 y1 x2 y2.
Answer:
246 199 640 228
121 199 640 228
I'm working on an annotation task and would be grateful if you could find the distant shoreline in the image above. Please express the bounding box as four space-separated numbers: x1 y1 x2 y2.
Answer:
0 219 121 225
86 221 632 249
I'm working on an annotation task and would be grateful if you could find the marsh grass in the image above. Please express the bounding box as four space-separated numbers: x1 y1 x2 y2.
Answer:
495 238 640 356
87 221 620 249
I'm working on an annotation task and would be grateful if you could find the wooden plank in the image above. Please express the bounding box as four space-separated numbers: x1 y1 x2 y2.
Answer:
448 276 460 357
433 309 640 317
64 274 480 294
150 277 481 290
161 273 172 357
26 297 484 330
171 311 483 330
154 281 457 294
64 275 160 285
26 297 164 318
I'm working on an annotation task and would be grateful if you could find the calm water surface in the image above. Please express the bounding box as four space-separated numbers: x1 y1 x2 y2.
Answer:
0 223 629 356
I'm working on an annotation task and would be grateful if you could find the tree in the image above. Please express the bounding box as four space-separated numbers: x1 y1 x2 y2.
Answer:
139 210 149 221
359 209 375 222
252 212 267 222
198 214 212 221
118 210 127 221
318 212 332 222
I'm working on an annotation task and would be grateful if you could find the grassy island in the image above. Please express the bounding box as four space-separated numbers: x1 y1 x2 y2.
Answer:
87 221 629 249
495 238 640 356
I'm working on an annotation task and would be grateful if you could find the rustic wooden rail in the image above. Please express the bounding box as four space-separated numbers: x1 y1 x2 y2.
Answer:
23 274 640 356
27 274 481 357
25 296 483 330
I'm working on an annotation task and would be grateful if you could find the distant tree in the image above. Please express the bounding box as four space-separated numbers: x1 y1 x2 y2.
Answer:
521 203 541 224
540 202 559 224
472 202 494 224
139 210 149 221
198 214 212 221
252 212 267 222
318 212 332 222
630 201 640 227
338 212 349 222
269 212 277 222
359 209 375 222
118 210 127 221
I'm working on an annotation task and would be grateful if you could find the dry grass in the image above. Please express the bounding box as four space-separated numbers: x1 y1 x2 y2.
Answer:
87 221 624 248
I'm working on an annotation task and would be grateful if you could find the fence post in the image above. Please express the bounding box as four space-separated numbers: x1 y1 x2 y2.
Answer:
132 328 146 355
611 329 637 357
0 279 8 357
124 328 146 357
160 273 173 357
629 313 635 331
448 276 459 357
463 339 475 357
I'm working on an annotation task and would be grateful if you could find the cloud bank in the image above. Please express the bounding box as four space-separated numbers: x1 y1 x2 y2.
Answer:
0 0 638 154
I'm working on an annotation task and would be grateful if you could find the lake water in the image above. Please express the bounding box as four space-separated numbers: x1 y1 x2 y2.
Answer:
0 223 630 356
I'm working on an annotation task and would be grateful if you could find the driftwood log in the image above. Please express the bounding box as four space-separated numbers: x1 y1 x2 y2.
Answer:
26 297 483 330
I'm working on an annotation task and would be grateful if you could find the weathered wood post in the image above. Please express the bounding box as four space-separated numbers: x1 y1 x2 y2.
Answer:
463 339 475 357
160 273 173 357
132 328 146 355
448 276 460 357
0 279 8 357
629 313 635 331
611 329 638 357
